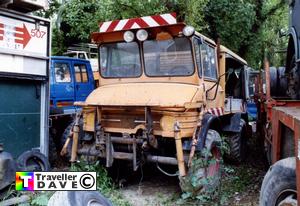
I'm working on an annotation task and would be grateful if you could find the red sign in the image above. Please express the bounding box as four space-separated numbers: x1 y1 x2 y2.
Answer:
15 23 31 49
0 22 32 49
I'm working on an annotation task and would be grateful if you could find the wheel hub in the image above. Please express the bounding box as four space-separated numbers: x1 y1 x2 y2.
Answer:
277 189 297 206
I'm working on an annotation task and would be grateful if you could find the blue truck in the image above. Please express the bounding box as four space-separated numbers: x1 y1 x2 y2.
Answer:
49 56 95 163
50 56 95 113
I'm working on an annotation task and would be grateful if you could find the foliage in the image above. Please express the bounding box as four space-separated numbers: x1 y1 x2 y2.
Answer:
48 0 289 67
51 27 66 55
31 193 52 206
204 0 256 51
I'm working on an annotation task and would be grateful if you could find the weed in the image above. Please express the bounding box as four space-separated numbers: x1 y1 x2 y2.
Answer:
71 160 131 206
30 192 54 206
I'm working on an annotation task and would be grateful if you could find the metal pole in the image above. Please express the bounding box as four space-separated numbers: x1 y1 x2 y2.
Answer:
174 121 186 176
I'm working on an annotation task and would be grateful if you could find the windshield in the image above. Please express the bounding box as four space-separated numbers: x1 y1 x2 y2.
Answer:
100 42 141 78
143 37 194 76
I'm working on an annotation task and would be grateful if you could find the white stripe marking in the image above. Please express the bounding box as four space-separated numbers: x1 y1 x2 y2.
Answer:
161 13 177 24
219 108 224 115
99 21 112 32
214 108 218 115
131 22 141 29
114 19 129 31
142 16 159 27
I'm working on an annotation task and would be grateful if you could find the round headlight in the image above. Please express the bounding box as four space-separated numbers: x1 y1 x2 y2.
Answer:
123 31 135 42
136 29 148 41
183 25 195 37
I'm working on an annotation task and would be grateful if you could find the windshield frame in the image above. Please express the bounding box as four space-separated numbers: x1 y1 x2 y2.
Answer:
142 37 196 78
98 41 143 79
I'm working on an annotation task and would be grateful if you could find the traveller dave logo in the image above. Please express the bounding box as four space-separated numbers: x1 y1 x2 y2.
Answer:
16 172 96 191
16 172 34 191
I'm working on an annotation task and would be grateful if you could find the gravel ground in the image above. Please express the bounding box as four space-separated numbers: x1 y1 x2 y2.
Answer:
118 137 267 206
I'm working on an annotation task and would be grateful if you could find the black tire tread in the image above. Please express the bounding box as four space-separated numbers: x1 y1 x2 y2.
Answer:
259 157 296 206
227 119 247 163
17 150 50 171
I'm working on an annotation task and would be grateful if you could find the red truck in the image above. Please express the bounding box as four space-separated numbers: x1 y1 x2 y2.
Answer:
259 1 300 205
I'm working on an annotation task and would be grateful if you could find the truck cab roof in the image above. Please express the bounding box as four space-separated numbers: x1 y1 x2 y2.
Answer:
51 56 91 63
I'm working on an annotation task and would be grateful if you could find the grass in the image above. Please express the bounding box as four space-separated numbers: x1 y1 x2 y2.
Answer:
156 163 262 206
70 160 131 206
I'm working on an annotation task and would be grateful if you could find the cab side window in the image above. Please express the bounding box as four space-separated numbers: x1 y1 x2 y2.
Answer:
78 53 86 59
54 63 71 83
74 64 88 83
193 38 202 77
201 43 217 80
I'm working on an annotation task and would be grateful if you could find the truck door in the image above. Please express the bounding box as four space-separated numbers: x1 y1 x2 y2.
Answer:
73 61 94 101
50 60 75 109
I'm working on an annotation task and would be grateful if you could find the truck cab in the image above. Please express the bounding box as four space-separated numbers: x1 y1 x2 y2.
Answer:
63 13 251 196
50 56 95 113
63 50 100 86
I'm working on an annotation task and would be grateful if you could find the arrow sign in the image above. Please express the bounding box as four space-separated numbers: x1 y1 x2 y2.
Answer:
15 23 31 49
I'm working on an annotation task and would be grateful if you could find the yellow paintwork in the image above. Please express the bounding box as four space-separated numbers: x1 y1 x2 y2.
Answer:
85 82 203 108
83 107 96 132
79 24 247 140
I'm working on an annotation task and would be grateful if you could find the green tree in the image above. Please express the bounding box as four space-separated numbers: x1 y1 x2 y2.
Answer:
49 0 288 68
202 0 288 68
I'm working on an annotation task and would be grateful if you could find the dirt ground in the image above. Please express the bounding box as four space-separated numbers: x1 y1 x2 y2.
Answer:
117 138 267 206
0 134 267 206
118 164 264 206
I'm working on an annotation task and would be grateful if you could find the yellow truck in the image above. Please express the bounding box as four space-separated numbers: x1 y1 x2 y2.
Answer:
61 13 252 194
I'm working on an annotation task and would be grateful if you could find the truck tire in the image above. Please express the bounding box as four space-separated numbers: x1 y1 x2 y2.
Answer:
49 133 58 166
48 191 113 206
17 150 50 171
260 157 297 206
180 129 222 195
227 119 247 163
286 55 300 99
270 67 278 97
277 67 288 97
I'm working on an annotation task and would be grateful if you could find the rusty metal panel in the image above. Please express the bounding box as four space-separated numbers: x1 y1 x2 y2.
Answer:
271 109 282 163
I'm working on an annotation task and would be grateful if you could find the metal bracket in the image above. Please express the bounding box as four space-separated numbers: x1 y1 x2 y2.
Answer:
132 136 138 171
106 133 113 167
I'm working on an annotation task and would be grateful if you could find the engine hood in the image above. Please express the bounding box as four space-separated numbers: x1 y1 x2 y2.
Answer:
84 83 202 107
